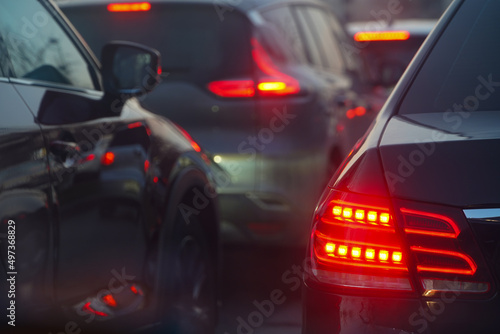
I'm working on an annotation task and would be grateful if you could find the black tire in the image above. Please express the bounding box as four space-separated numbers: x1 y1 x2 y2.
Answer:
156 191 217 334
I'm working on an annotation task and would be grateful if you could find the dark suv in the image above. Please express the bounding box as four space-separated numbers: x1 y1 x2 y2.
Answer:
0 1 219 333
58 0 376 245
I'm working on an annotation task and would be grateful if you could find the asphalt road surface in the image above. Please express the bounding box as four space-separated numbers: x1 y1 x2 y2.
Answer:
216 245 306 334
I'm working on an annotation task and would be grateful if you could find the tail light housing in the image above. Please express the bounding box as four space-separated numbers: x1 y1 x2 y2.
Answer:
207 38 300 98
311 190 413 291
309 151 493 297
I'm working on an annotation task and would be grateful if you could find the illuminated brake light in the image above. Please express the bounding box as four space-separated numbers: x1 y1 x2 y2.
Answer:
333 206 342 216
355 210 365 220
342 208 352 219
101 152 115 166
379 250 389 261
346 106 367 119
325 243 335 253
130 285 144 295
311 190 411 291
366 249 375 260
338 245 348 256
208 39 300 98
392 252 403 263
354 30 410 42
252 38 300 96
108 2 151 12
258 82 287 91
327 200 393 231
207 80 255 98
82 302 108 317
367 211 377 222
102 294 117 307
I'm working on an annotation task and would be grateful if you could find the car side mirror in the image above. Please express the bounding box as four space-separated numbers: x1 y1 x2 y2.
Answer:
101 41 161 98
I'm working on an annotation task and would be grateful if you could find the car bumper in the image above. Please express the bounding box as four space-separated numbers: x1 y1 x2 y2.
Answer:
303 280 500 334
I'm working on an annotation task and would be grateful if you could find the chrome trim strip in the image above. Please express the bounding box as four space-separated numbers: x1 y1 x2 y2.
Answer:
464 208 500 220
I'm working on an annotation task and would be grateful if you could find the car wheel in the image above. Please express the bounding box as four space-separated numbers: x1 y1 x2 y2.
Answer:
156 200 217 334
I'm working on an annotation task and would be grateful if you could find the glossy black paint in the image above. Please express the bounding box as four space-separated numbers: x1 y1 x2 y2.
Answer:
303 0 500 333
0 1 218 332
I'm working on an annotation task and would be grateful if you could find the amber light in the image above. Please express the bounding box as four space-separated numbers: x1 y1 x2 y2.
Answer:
311 190 412 291
252 38 300 96
325 200 393 230
354 30 410 42
315 232 407 271
207 38 300 98
108 2 151 12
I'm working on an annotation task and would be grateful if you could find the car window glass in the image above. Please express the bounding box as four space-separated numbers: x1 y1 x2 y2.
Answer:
0 1 96 90
304 7 346 73
399 0 500 114
293 7 324 68
260 6 308 64
62 5 252 84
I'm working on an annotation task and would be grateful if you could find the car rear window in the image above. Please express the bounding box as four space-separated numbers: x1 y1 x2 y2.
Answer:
62 4 253 83
399 0 500 114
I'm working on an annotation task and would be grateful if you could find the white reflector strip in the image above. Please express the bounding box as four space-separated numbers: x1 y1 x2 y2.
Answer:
313 269 412 291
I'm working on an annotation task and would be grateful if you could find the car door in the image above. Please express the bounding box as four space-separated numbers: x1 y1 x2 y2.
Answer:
0 1 150 308
0 39 54 319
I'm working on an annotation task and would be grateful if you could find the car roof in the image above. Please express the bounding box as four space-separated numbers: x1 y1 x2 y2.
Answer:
55 0 330 13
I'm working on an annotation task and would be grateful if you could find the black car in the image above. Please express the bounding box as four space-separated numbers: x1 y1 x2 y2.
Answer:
303 0 500 333
0 1 218 333
57 0 377 245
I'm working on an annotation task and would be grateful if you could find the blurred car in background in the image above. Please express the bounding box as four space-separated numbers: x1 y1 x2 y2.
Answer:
343 0 451 89
58 0 378 245
347 19 437 88
303 0 500 333
0 1 219 333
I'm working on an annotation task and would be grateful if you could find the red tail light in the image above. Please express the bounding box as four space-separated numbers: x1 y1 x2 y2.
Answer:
310 189 492 295
102 294 117 307
108 2 151 12
311 190 412 291
251 38 300 96
398 203 490 295
346 106 366 119
207 38 300 98
354 30 410 42
101 152 115 166
207 80 255 98
82 302 108 317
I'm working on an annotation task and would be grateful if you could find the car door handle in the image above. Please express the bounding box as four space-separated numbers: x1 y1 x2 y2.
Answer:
50 140 81 168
